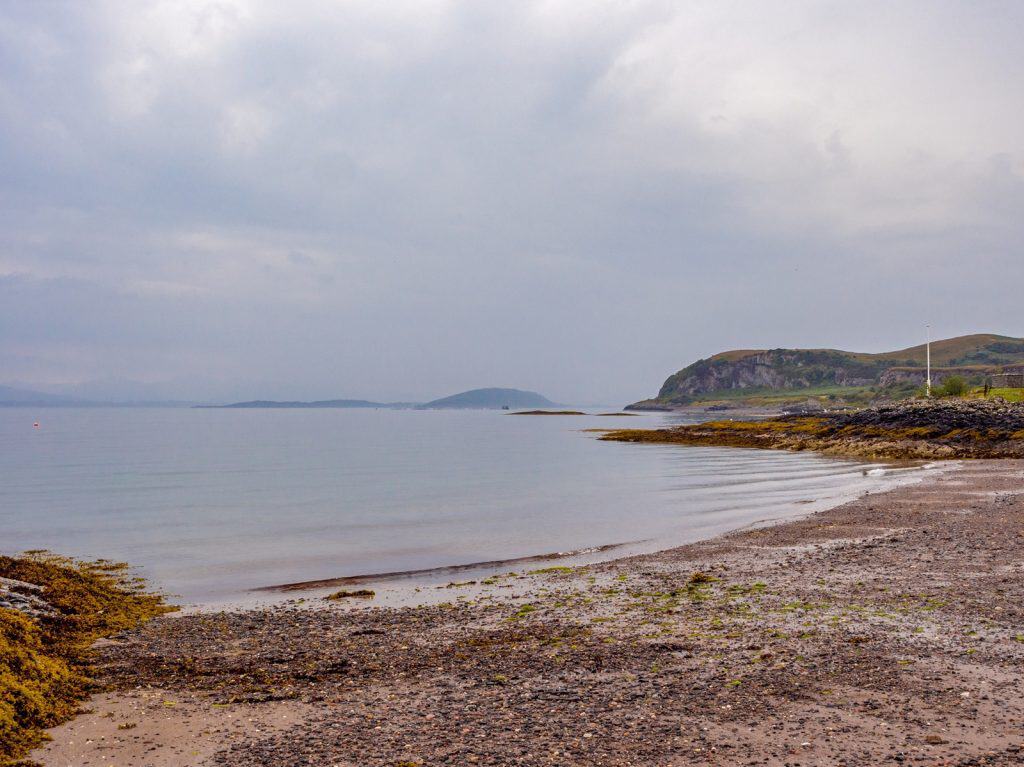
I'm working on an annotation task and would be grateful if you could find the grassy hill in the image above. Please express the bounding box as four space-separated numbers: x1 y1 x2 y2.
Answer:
841 334 1024 366
630 334 1024 410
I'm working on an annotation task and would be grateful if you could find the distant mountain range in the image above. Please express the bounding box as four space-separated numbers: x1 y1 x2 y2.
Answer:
0 382 562 410
0 385 79 406
0 385 196 408
1 378 202 404
202 388 559 411
629 333 1024 409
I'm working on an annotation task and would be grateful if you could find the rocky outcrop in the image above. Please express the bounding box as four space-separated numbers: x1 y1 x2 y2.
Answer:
603 398 1024 460
829 397 1024 433
878 367 985 387
631 334 1024 409
651 349 892 404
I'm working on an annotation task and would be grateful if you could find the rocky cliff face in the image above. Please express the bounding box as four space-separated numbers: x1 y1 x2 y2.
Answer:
654 349 887 403
877 367 982 387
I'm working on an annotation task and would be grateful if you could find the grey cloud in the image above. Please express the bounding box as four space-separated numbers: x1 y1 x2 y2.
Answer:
1 1 1022 404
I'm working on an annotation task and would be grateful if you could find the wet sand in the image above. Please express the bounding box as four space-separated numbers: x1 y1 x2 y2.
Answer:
36 460 1024 766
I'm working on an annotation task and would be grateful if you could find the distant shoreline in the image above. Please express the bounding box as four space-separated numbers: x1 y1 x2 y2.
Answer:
194 387 564 411
193 399 415 410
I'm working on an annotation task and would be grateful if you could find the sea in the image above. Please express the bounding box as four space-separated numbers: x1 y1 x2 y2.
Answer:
0 407 928 606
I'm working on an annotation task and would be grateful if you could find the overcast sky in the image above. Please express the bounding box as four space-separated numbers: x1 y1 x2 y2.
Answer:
2 1 1023 403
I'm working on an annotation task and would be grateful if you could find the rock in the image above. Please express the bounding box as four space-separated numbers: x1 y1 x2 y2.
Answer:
604 397 1024 459
0 576 57 617
830 397 1024 434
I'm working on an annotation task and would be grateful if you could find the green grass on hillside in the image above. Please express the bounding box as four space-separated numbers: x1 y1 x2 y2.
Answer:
877 334 1024 366
664 382 1023 409
695 378 930 407
973 387 1024 403
704 334 1024 369
704 335 1024 368
688 384 882 407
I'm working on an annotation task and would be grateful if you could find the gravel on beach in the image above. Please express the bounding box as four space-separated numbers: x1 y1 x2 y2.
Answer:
37 460 1024 766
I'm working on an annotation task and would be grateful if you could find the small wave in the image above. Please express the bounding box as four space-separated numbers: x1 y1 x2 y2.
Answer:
257 541 638 592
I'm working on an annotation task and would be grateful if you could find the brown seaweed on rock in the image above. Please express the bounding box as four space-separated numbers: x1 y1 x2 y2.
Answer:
0 552 172 765
601 398 1024 459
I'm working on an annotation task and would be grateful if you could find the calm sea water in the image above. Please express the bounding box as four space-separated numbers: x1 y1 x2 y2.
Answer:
0 407 918 604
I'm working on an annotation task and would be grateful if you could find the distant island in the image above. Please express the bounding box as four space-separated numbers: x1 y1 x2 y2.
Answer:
510 410 586 416
196 399 414 410
200 387 560 411
628 333 1024 410
419 387 558 410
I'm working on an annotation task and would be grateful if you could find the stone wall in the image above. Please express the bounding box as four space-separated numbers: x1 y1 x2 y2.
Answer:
992 373 1024 388
877 367 985 387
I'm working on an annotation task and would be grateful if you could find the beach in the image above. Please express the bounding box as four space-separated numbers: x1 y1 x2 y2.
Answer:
32 459 1024 766
7 3 1024 764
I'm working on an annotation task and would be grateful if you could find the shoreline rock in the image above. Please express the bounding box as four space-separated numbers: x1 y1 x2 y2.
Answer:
0 576 57 618
0 553 171 765
602 398 1024 459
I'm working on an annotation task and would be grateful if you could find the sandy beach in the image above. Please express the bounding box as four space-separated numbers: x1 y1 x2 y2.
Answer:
33 459 1024 766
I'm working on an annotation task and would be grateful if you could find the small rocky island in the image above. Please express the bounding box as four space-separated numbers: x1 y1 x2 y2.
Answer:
602 398 1024 459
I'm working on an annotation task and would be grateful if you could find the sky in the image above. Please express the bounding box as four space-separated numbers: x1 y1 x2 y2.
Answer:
2 0 1023 404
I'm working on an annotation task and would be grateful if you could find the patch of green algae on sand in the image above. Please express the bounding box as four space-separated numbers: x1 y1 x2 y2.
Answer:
0 552 173 765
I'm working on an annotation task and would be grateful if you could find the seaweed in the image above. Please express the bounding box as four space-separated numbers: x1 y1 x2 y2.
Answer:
600 400 1024 459
0 552 172 765
324 589 376 600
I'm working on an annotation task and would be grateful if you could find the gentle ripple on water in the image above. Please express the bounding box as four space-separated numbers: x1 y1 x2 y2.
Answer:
0 407 926 604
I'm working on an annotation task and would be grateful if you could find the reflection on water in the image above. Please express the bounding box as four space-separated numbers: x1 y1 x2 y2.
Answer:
0 407 919 603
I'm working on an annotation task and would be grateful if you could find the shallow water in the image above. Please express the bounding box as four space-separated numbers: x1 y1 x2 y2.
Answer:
1 407 920 605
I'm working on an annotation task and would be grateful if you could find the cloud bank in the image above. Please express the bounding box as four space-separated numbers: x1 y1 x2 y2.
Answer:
2 1 1022 403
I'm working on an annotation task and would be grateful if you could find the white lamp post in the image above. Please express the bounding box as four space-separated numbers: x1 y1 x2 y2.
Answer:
926 324 932 397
